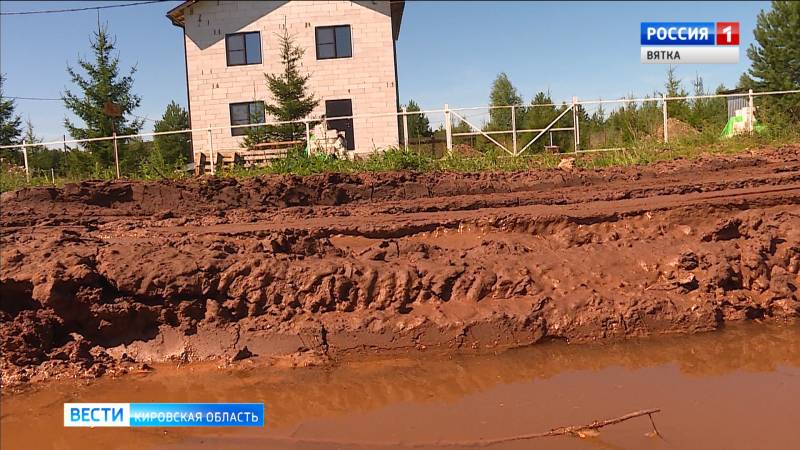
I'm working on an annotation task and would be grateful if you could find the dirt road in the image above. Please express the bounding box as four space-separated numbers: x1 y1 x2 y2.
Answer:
2 145 799 387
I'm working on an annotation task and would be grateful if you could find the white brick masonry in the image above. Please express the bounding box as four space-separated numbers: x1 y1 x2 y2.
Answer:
182 0 400 159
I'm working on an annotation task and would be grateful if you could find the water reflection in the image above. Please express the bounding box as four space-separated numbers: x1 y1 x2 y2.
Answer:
3 322 798 450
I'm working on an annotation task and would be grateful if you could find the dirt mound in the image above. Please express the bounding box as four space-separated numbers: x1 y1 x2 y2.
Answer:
655 117 700 140
1 144 799 388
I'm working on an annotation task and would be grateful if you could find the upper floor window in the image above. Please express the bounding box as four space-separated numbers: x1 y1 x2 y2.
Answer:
226 31 261 66
315 25 352 60
230 101 265 136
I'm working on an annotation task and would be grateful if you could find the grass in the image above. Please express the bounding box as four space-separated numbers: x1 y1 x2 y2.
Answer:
2 128 797 193
575 127 797 170
218 127 797 178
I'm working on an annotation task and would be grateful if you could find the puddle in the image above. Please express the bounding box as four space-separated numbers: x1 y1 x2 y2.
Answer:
3 322 799 449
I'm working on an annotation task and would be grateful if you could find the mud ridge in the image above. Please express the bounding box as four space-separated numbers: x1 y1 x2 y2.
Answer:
1 145 799 388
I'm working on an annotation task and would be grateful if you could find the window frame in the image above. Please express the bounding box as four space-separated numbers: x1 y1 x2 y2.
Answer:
225 31 262 66
315 25 352 60
229 101 265 137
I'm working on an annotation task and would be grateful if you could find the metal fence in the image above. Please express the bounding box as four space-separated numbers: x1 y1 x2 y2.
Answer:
1 88 798 182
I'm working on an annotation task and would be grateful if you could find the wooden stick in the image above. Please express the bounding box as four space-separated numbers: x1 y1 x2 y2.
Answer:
260 408 662 448
458 408 662 446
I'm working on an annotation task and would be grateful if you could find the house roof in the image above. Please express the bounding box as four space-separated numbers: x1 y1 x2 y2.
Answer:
167 1 406 40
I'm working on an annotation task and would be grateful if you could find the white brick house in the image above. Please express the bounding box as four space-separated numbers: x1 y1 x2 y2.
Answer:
167 0 405 160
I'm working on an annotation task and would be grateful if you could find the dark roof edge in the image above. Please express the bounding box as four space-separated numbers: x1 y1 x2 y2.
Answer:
167 1 404 37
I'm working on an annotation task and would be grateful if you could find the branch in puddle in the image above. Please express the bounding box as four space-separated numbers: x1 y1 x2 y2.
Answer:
482 408 663 444
273 408 663 448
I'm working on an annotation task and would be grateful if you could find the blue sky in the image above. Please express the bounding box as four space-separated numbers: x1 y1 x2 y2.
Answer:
0 0 770 141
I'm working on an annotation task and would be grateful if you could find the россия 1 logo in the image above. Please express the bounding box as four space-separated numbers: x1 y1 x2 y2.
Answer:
640 22 739 64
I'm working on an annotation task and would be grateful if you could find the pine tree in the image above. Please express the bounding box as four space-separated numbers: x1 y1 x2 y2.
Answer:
24 118 63 173
487 73 522 132
452 119 471 134
591 102 606 127
523 91 556 129
587 101 608 148
689 75 727 131
245 28 318 146
605 94 662 144
519 91 557 152
743 1 800 123
404 99 432 142
663 66 690 122
62 23 143 166
22 118 42 150
153 101 190 165
0 74 23 160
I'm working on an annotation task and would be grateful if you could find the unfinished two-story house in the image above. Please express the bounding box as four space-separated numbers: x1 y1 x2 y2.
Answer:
167 0 404 162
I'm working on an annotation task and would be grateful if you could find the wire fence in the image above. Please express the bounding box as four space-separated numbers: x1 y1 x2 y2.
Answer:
1 88 798 183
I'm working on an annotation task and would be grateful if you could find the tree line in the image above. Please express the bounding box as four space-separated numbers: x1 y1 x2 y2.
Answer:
399 1 799 152
0 21 319 178
0 23 190 178
0 1 797 176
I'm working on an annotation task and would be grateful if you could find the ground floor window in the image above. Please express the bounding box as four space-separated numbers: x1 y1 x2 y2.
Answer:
229 101 265 136
325 99 355 150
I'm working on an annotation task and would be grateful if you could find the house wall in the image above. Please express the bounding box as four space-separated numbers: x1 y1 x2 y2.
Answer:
182 0 399 158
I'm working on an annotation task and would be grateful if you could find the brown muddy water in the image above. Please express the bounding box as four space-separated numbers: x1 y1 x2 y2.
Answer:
2 322 799 450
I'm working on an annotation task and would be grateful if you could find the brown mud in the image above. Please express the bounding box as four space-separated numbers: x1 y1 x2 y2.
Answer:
1 144 799 387
2 322 799 449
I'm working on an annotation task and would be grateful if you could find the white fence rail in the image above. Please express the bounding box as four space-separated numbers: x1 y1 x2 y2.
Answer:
2 88 799 181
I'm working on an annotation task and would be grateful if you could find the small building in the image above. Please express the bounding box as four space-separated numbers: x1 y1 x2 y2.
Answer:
167 0 405 161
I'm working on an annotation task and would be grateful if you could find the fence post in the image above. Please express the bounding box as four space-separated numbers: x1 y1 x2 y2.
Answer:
62 134 67 152
662 93 669 143
304 120 311 156
444 103 453 154
401 106 409 152
511 105 517 156
21 141 30 183
572 96 579 153
207 126 215 175
112 132 121 179
748 88 754 133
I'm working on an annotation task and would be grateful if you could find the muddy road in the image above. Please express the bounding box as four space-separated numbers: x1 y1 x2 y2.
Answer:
1 145 799 387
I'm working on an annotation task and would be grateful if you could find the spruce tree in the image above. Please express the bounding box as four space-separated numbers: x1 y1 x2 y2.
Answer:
405 99 432 142
523 91 557 130
588 102 608 148
153 101 190 165
0 74 23 161
743 1 800 123
24 118 63 173
22 118 44 152
520 91 557 152
663 66 690 122
62 23 143 166
245 28 318 146
689 75 727 130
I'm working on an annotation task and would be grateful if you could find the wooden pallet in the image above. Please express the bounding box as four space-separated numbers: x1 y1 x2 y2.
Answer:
195 140 304 175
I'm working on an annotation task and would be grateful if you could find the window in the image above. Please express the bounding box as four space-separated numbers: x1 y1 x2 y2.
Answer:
226 31 261 66
315 25 352 59
229 101 265 136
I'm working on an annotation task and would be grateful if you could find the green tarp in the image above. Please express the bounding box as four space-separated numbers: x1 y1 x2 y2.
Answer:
721 113 764 138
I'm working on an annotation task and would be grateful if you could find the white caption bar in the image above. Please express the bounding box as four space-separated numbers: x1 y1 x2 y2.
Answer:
640 46 739 64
